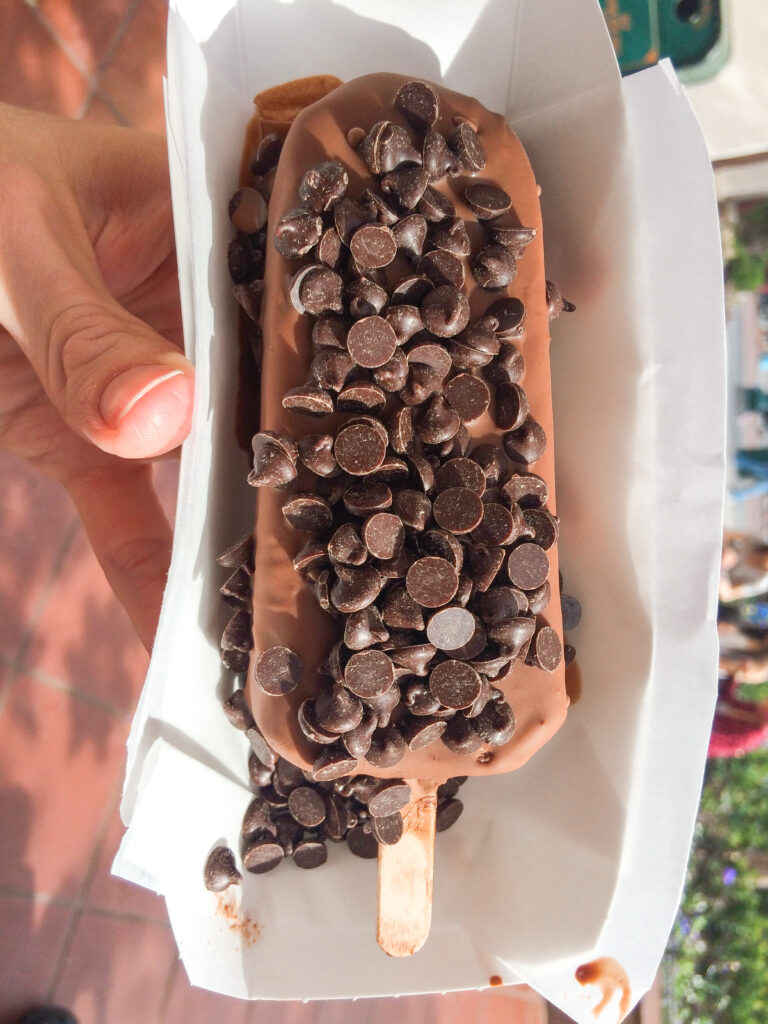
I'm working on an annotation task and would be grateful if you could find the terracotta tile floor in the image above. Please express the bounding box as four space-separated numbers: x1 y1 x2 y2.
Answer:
0 3 554 1022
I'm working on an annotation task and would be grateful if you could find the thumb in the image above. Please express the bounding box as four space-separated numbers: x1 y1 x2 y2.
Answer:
0 175 193 459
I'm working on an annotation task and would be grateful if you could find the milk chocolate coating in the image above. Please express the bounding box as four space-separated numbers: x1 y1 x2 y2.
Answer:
246 73 567 780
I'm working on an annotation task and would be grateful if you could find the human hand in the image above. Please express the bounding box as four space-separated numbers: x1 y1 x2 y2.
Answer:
0 103 193 650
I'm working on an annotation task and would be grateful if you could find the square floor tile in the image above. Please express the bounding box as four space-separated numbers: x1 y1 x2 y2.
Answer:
98 0 168 134
83 796 167 923
52 908 177 1024
0 453 77 661
22 525 150 715
0 676 128 899
0 893 75 1024
0 3 90 115
34 0 133 77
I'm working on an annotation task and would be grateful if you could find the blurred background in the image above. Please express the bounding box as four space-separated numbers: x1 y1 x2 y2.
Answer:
0 1 766 1022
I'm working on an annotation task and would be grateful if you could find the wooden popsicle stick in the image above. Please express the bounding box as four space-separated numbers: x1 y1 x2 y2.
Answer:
376 778 439 957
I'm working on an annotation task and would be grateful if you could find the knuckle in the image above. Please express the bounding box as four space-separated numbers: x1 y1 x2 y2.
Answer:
101 534 171 601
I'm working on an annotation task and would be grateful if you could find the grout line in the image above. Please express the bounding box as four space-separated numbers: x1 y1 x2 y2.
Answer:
22 665 131 721
93 0 143 79
91 88 132 127
155 955 182 1024
0 883 167 926
27 2 99 84
0 516 80 720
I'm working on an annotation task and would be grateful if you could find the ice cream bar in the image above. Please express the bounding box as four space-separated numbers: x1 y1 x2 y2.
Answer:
237 72 569 784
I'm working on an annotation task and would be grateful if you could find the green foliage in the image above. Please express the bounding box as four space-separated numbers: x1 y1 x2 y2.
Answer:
664 750 768 1022
726 245 766 292
736 202 768 255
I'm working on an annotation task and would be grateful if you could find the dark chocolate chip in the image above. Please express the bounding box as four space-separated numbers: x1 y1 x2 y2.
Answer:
476 586 529 623
222 688 253 731
419 250 464 289
422 128 461 181
390 274 435 307
473 245 517 290
433 486 485 535
528 626 563 672
389 642 437 677
490 222 537 255
346 278 389 320
436 798 464 832
221 609 253 653
328 523 367 566
418 185 456 223
455 317 501 356
406 341 453 379
393 214 428 262
406 556 459 608
312 315 348 350
367 779 412 818
250 132 282 176
564 643 577 667
401 715 447 750
408 453 436 493
228 236 263 284
372 813 404 845
444 374 491 422
230 187 268 233
404 680 442 716
373 347 409 392
381 584 426 631
546 280 576 319
313 744 360 783
362 513 405 561
386 303 424 344
420 528 464 570
392 489 431 530
249 431 298 487
281 385 334 417
380 166 429 209
486 297 526 339
292 538 330 576
254 646 303 697
298 699 338 745
523 507 559 550
426 607 477 651
344 649 396 699
217 534 255 570
298 433 339 477
363 187 400 226
315 685 364 735
274 206 323 259
507 543 550 591
486 615 535 655
342 706 379 759
473 503 518 546
467 545 506 592
365 725 406 767
484 342 526 385
394 80 439 133
330 563 382 613
434 457 486 496
429 217 471 255
501 473 549 509
346 824 379 858
441 714 482 754
349 223 397 269
503 416 547 464
471 648 513 681
526 580 551 615
420 285 470 338
317 226 345 271
334 421 388 475
293 839 328 869
292 265 344 316
345 606 390 652
334 196 376 244
464 183 512 220
288 786 327 828
336 381 387 414
346 316 398 369
475 699 515 745
220 566 252 606
281 493 333 533
416 395 461 445
204 846 242 892
309 348 353 392
298 160 348 212
323 789 352 840
449 122 486 172
343 482 393 516
379 122 423 173
455 572 475 606
243 840 284 874
561 593 582 632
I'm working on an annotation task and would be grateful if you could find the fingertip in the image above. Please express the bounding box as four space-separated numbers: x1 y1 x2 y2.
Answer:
98 365 194 458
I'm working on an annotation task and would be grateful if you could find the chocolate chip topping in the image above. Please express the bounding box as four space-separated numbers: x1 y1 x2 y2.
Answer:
506 542 550 591
433 486 485 534
334 421 388 475
464 183 513 220
406 556 460 608
346 316 398 369
204 846 242 892
394 80 440 133
254 646 303 696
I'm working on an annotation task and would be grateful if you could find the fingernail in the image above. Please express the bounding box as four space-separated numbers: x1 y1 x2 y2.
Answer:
100 365 194 457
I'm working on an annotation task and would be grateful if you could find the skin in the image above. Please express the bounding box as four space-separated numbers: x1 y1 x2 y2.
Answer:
0 103 194 651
